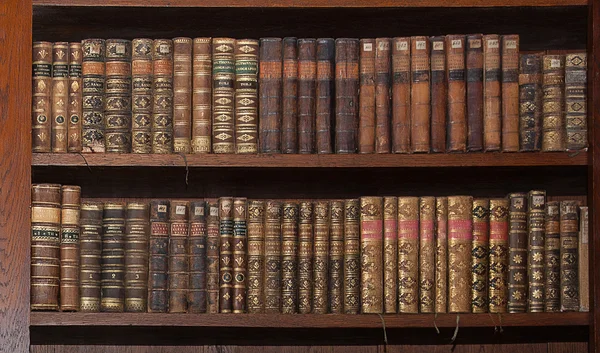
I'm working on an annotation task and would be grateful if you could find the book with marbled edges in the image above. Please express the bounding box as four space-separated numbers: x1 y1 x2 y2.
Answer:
148 200 169 313
218 197 234 313
527 190 546 312
282 202 299 313
60 185 81 312
329 200 344 313
124 202 149 313
435 197 448 313
344 199 361 314
79 201 103 312
169 200 189 313
360 197 383 313
544 201 561 312
383 197 398 313
265 200 282 313
298 201 314 314
471 199 489 313
246 200 265 313
560 200 580 311
419 197 435 313
398 196 419 313
101 202 126 312
448 196 473 313
508 193 528 313
313 200 330 313
489 198 509 313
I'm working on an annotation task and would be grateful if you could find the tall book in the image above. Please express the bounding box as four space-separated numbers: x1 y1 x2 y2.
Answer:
565 53 588 151
81 38 106 152
383 197 398 313
152 39 174 154
435 197 448 313
316 38 335 154
507 192 528 313
218 197 234 313
246 200 265 313
501 35 520 152
131 38 153 153
420 197 435 313
344 199 361 314
542 55 566 152
398 196 419 313
298 39 317 154
234 39 259 154
232 198 248 313
579 206 589 312
527 190 546 312
32 42 53 153
466 34 484 151
169 200 189 313
79 201 103 312
391 37 411 153
544 201 561 312
51 42 69 153
173 37 193 153
264 200 282 313
313 200 330 313
519 54 543 151
358 38 376 154
104 39 132 153
446 35 466 152
212 38 235 154
259 38 283 153
124 202 150 312
471 198 489 313
31 184 61 310
101 202 126 312
188 200 207 313
410 36 430 153
329 200 344 313
148 200 169 313
375 38 392 153
282 202 299 313
489 198 509 313
298 201 314 314
59 185 81 311
335 38 360 154
448 195 473 313
482 35 501 151
191 38 212 153
430 36 446 153
206 200 221 313
560 200 580 311
282 38 299 154
360 196 383 313
68 42 83 153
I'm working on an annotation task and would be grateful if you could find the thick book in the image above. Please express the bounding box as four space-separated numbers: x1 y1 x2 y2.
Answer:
59 185 81 311
191 38 212 153
358 38 376 154
316 38 335 154
527 190 546 312
282 38 299 154
410 36 430 153
246 200 265 313
313 200 330 313
430 36 447 153
152 39 174 154
131 38 153 153
104 39 132 153
148 200 169 313
259 38 283 153
560 200 580 311
124 202 150 312
375 38 392 153
68 42 83 153
329 200 344 313
419 196 435 313
544 201 561 312
383 197 398 313
31 184 61 310
398 196 419 313
79 201 104 312
51 42 69 153
489 198 509 313
471 198 489 313
501 35 520 152
282 202 299 313
579 206 589 312
234 39 259 154
344 199 361 314
482 35 502 151
466 34 484 152
335 38 360 154
264 200 282 313
169 200 189 313
435 197 448 313
542 55 566 152
446 35 467 152
32 42 53 153
218 197 234 313
360 196 383 313
232 198 248 313
101 202 126 312
298 39 317 154
206 200 220 313
188 200 207 313
507 192 528 313
212 38 235 154
391 37 411 153
173 37 193 153
298 201 314 314
81 38 106 152
519 54 543 152
565 53 588 151
448 195 473 313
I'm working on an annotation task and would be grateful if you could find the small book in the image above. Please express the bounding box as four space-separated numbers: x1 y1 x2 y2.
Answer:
360 197 383 313
191 37 212 153
59 185 81 312
448 195 473 313
51 42 69 153
101 202 126 312
81 39 106 152
211 38 235 154
173 37 193 153
343 199 361 314
335 38 360 154
282 38 299 154
246 200 265 313
169 200 189 313
124 202 149 313
104 39 132 153
313 200 330 313
79 201 104 312
152 39 174 154
148 200 169 313
131 38 153 154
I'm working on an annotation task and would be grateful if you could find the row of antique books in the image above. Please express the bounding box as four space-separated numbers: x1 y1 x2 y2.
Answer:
32 35 588 156
31 184 589 314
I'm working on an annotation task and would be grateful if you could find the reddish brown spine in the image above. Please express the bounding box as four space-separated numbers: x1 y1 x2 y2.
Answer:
358 38 376 154
315 38 335 154
410 36 430 153
392 37 411 153
282 37 299 154
446 35 467 152
430 36 446 153
501 35 520 152
335 38 360 154
259 38 283 153
298 39 317 154
466 34 484 152
375 38 392 153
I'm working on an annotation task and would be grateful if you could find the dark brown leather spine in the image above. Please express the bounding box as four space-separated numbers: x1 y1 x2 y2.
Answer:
68 42 83 153
52 42 69 153
124 202 150 313
483 35 501 151
152 39 174 154
148 200 169 313
232 198 248 313
360 197 383 314
32 42 53 153
579 206 589 312
419 196 435 313
234 39 259 154
448 196 473 313
398 196 419 313
519 54 543 151
192 38 212 153
259 38 283 153
313 200 329 313
527 190 546 312
542 55 566 152
265 200 282 313
298 201 314 314
446 35 466 152
489 198 509 313
544 201 561 312
358 38 376 154
410 36 431 153
188 200 207 313
335 38 360 154
565 53 588 151
316 38 335 154
219 197 234 313
375 38 392 153
466 34 484 151
430 36 447 153
501 35 520 152
471 198 489 313
173 37 193 153
282 202 299 313
79 201 103 312
391 37 411 153
560 200 580 311
81 38 106 152
104 39 132 153
212 38 235 154
131 38 153 154
206 200 220 313
508 192 528 313
383 196 398 313
60 185 81 311
169 201 189 313
328 200 344 313
344 199 361 314
247 200 265 313
435 197 448 313
101 202 126 312
298 38 317 154
31 184 61 311
282 38 299 154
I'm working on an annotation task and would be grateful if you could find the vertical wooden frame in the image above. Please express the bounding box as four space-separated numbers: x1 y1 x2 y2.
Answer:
590 0 598 352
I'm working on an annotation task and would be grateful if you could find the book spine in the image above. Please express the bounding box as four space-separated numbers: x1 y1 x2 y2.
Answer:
59 185 81 311
81 38 106 152
104 39 132 153
265 200 282 313
298 201 314 314
383 196 398 313
233 198 248 313
446 35 466 152
527 190 546 312
565 53 588 151
519 54 543 151
212 38 235 154
234 39 259 154
206 200 220 313
68 42 83 152
101 202 126 312
471 198 489 313
419 196 435 313
344 199 361 314
430 36 446 153
192 38 212 153
124 202 150 312
315 38 335 154
560 200 580 311
489 198 509 313
31 184 62 310
131 38 153 154
448 195 473 313
375 38 392 153
169 200 189 313
329 200 344 313
218 197 234 313
79 201 104 312
282 202 299 313
544 201 561 312
410 36 431 153
398 196 419 313
148 200 169 313
501 35 520 152
313 200 330 313
259 38 283 153
435 197 448 313
508 192 528 313
247 200 265 313
542 55 566 152
466 34 484 152
579 206 589 312
52 42 69 153
335 38 360 153
391 37 411 153
482 35 501 151
282 38 299 154
32 41 53 153
358 38 376 154
173 37 193 153
360 197 383 313
298 38 317 154
188 200 207 313
152 39 174 154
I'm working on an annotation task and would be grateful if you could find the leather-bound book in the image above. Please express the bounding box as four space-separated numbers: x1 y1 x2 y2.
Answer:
344 199 360 314
79 201 103 312
430 36 446 153
31 184 61 310
206 200 220 313
527 191 545 312
316 38 335 154
335 38 360 154
313 200 330 313
298 39 317 154
466 34 484 151
124 202 150 312
173 37 193 153
101 202 126 312
192 38 212 153
435 197 448 313
152 39 174 154
188 200 207 313
131 38 153 154
247 200 265 313
282 38 299 154
218 197 234 313
358 38 376 154
410 36 430 153
483 35 501 151
298 201 314 314
81 38 106 152
169 201 190 313
68 42 83 152
259 38 283 153
542 55 565 152
233 198 248 313
212 38 235 154
148 200 169 313
234 39 259 154
544 201 560 312
383 197 398 313
104 39 132 153
398 196 418 313
60 185 81 311
560 200 580 311
265 200 282 313
488 198 509 313
446 35 466 152
565 53 588 151
375 38 392 153
471 199 489 313
519 54 543 151
391 37 411 153
282 202 299 313
501 35 520 152
579 206 589 312
419 196 435 313
52 42 69 153
32 42 53 153
507 192 528 313
329 200 344 313
447 195 473 313
360 197 383 313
